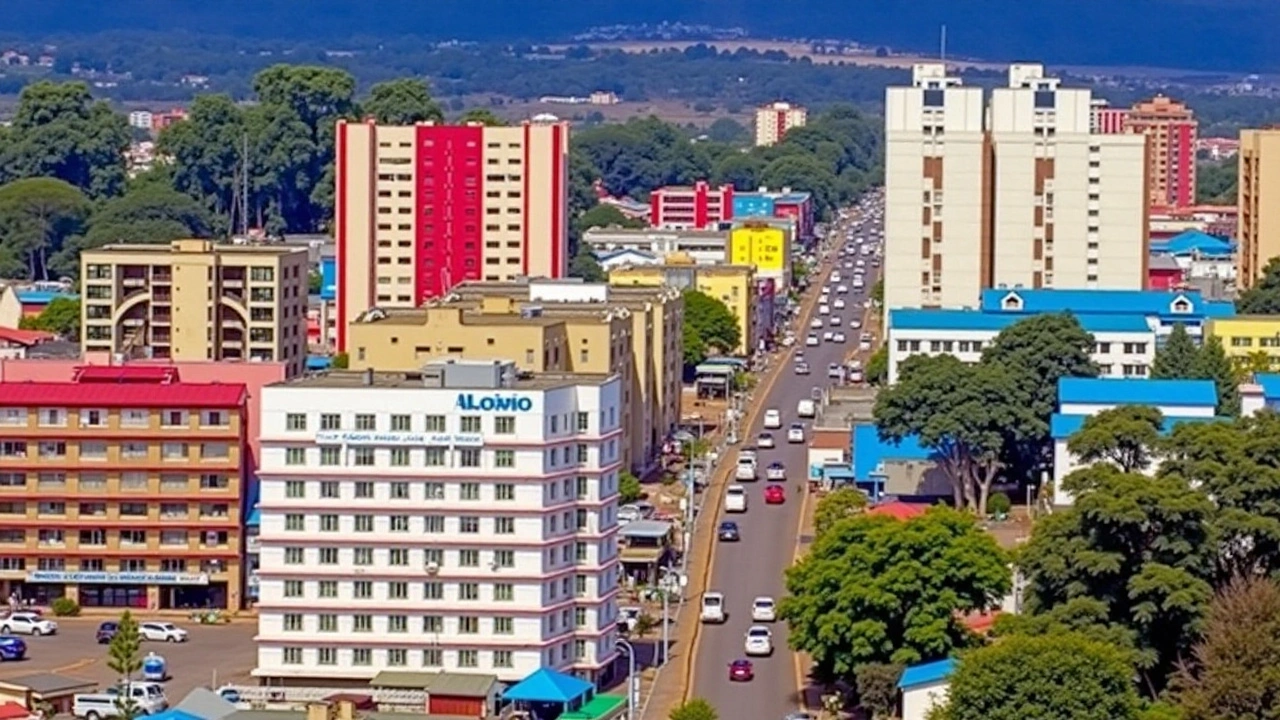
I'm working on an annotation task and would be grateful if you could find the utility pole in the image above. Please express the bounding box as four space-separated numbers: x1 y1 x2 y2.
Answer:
940 25 947 63
240 133 250 236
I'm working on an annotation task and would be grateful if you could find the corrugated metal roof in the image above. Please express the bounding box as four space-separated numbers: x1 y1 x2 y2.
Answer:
0 327 54 345
898 658 956 689
1151 230 1235 257
1057 378 1218 407
75 365 181 383
1257 373 1280 400
0 381 247 408
979 288 1235 320
369 671 496 697
1050 412 1226 439
889 309 1152 333
853 424 936 480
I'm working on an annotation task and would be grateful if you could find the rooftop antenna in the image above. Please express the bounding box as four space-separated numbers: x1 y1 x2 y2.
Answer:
940 25 947 64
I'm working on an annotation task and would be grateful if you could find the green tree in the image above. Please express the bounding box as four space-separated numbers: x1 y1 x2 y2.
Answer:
458 108 505 126
1151 323 1200 379
812 487 867 539
574 204 645 235
1195 335 1241 417
568 246 605 282
705 117 748 144
1068 405 1164 473
361 78 444 124
19 297 81 339
934 633 1140 720
1018 464 1216 694
64 185 212 269
0 177 91 280
1195 156 1237 205
619 471 643 503
854 663 903 720
870 278 883 306
779 507 1009 678
865 345 888 386
0 80 131 198
158 93 249 233
1174 577 1280 720
106 611 143 720
681 289 741 365
1238 257 1280 315
669 698 717 720
711 153 762 190
874 354 1037 512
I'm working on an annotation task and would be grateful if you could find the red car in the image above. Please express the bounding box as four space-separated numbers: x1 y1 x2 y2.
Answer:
728 659 754 681
765 485 786 504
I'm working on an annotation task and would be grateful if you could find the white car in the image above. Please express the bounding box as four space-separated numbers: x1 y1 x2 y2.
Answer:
701 592 727 624
822 331 834 342
140 622 189 643
832 332 847 343
744 626 774 656
837 285 849 294
725 485 748 513
830 316 842 327
818 305 830 316
805 335 819 347
809 318 823 330
850 319 862 329
833 298 846 310
763 409 782 429
752 597 777 622
850 370 865 383
0 612 57 636
757 433 776 449
766 463 787 481
787 424 805 443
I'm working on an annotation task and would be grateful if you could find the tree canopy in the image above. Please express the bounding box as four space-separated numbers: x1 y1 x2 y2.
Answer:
1067 405 1164 473
1238 258 1280 315
0 177 91 280
779 506 1008 679
680 289 741 366
812 487 868 539
362 79 444 125
1151 323 1200 379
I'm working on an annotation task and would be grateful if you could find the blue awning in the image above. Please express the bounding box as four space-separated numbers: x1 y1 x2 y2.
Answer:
245 505 261 527
503 667 593 704
306 355 332 371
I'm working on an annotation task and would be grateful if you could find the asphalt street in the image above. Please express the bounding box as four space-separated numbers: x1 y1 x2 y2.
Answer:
691 199 884 720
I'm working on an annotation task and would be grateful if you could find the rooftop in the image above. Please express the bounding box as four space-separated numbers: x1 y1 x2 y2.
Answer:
898 658 956 690
1257 373 1280 400
0 673 97 695
978 288 1235 319
1051 413 1225 439
889 309 1152 333
618 519 673 540
85 239 307 258
1057 377 1219 407
278 369 613 391
583 227 727 240
1151 230 1235 258
354 307 571 327
0 380 248 409
852 424 936 480
369 670 497 697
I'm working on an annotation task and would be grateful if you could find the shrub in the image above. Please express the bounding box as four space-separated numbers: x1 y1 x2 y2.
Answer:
988 492 1012 517
50 597 81 617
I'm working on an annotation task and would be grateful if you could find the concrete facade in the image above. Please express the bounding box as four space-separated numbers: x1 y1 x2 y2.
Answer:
1239 129 1280 288
609 263 757 356
754 102 807 147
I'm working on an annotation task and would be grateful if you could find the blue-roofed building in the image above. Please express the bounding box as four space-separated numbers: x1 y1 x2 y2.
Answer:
899 658 956 720
1051 377 1223 505
1243 373 1280 417
1151 230 1236 259
594 248 662 272
849 424 950 500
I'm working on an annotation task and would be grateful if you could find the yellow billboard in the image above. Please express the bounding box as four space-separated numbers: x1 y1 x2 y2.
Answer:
729 226 787 274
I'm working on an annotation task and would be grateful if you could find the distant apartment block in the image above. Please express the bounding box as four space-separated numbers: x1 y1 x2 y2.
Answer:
1239 128 1280 288
335 119 570 350
80 240 309 376
127 111 153 130
1126 95 1198 208
755 102 807 147
649 182 735 230
1089 99 1129 134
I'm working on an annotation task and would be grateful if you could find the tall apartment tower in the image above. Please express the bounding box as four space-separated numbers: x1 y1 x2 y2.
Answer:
754 101 807 147
1126 95 1198 208
884 63 989 309
1238 129 1280 288
988 64 1149 291
335 118 570 350
1089 99 1129 134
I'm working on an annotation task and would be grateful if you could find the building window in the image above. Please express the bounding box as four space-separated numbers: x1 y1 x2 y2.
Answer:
460 416 481 433
352 648 372 666
494 517 515 534
460 482 481 500
284 547 304 565
320 481 339 499
458 448 481 467
494 449 515 468
320 414 340 430
493 650 513 668
458 649 478 668
390 482 410 499
353 614 372 632
390 448 410 466
389 515 410 532
282 648 302 665
317 648 337 665
494 416 515 434
320 447 341 465
354 481 374 498
425 483 445 499
495 483 515 501
390 414 411 431
459 549 480 567
354 548 373 566
318 614 337 632
355 414 376 430
285 448 306 466
494 617 514 635
353 581 373 599
493 583 514 601
286 413 307 431
459 517 480 534
353 448 375 466
494 550 515 568
424 515 445 533
320 515 340 532
284 581 303 598
576 412 589 432
283 614 303 632
284 514 305 531
424 447 446 466
354 515 373 532
319 548 338 565
425 415 445 432
318 581 338 598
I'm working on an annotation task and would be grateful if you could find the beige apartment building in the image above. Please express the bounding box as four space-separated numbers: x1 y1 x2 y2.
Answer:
884 63 989 309
755 102 808 147
988 64 1148 291
81 240 309 376
609 263 757 356
344 280 682 472
334 118 570 351
1239 129 1280 288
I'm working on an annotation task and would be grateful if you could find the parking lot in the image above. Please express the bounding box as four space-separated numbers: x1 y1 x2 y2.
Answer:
0 617 257 701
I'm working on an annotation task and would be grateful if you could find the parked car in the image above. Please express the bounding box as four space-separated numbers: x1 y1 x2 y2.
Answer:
96 622 118 644
0 635 26 661
139 622 188 643
0 612 57 636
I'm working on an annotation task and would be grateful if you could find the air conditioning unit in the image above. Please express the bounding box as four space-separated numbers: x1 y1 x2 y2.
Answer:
425 561 440 575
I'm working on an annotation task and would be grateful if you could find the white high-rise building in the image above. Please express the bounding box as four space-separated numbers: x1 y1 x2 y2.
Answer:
127 111 153 130
252 360 623 684
754 101 807 147
884 63 988 310
988 64 1148 291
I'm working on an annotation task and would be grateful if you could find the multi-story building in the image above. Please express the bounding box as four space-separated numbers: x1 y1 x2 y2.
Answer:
1207 316 1280 371
728 223 791 287
885 288 1235 383
127 111 153 130
252 360 622 683
754 102 807 147
344 280 682 473
583 228 731 267
1089 99 1129 134
988 64 1148 291
733 189 815 242
80 240 310 377
649 182 735 230
335 119 570 350
884 63 988 310
1238 128 1280 288
609 262 757 355
1125 95 1198 209
0 365 248 610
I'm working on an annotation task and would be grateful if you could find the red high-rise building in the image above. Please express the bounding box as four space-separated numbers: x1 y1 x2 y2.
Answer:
1125 95 1199 208
648 181 734 230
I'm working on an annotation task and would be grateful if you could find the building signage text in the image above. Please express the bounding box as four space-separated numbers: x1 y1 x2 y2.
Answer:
455 393 535 413
26 571 210 586
315 431 484 447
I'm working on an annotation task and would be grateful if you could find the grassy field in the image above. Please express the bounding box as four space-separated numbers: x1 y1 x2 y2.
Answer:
481 96 754 128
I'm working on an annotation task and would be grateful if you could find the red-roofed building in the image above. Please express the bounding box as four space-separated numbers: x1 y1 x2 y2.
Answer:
0 327 55 359
867 501 930 521
0 367 249 611
0 702 35 720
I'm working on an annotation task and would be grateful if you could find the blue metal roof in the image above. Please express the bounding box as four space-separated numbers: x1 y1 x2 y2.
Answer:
503 667 593 703
853 424 936 480
595 248 658 262
1151 230 1236 258
898 658 956 689
978 288 1228 318
1057 378 1219 407
1050 412 1226 439
1257 374 1280 400
16 290 78 304
305 355 332 371
889 309 1151 333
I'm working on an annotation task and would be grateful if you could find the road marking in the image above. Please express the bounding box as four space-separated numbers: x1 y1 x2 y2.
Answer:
681 249 838 705
53 657 98 673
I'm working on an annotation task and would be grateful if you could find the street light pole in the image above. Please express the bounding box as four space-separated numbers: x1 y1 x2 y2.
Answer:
658 567 673 666
616 639 637 720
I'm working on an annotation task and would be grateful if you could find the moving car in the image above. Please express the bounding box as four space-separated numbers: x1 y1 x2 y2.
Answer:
96 622 118 644
752 597 777 622
850 319 862 329
725 485 748 512
830 316 842 326
765 485 786 505
850 370 864 383
818 304 830 316
766 462 787 481
822 331 834 342
797 399 816 418
794 362 810 375
0 636 26 661
757 433 775 449
787 423 805 443
701 592 727 623
735 457 757 481
139 622 189 643
832 332 846 343
833 298 846 310
805 335 819 347
744 626 774 656
718 521 741 542
827 363 843 379
0 612 56 636
728 659 755 682
763 409 782 429
809 318 823 330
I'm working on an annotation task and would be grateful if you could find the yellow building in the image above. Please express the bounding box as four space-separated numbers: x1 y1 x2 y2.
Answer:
1239 129 1280 288
80 240 310 376
609 263 756 356
728 223 790 286
1207 316 1280 370
345 279 683 472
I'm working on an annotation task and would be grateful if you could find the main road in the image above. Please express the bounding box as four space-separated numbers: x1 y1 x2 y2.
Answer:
688 200 884 720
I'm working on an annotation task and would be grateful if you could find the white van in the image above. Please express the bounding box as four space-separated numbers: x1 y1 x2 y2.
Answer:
763 409 782 429
725 485 748 513
797 399 816 418
700 592 727 623
735 457 757 481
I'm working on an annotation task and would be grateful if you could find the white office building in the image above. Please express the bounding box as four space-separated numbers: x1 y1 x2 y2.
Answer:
582 227 730 267
253 359 624 684
127 110 154 130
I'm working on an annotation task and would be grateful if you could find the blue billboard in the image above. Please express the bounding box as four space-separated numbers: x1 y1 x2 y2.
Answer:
733 195 775 218
319 257 337 301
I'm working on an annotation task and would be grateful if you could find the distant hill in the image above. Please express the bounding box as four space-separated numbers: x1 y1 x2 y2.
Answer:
4 0 1279 73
